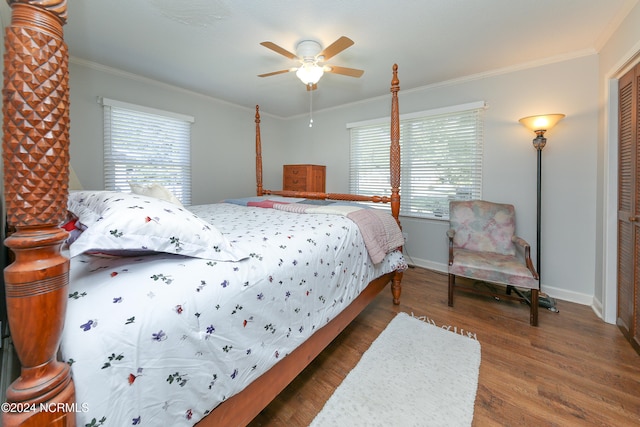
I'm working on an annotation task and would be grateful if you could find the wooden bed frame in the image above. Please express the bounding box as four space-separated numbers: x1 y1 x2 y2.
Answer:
1 2 402 426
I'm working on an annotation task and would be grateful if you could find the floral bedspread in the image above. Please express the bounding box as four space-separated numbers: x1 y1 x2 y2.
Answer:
60 202 406 426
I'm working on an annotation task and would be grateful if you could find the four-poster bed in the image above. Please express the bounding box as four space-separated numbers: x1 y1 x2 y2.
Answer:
1 1 403 426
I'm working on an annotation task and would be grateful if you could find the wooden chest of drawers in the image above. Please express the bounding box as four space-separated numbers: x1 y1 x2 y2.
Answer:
283 164 326 192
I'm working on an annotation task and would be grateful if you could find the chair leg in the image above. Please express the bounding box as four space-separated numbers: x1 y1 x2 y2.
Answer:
530 288 539 326
448 274 455 307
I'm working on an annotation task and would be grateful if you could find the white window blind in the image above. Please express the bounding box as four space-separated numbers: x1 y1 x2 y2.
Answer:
102 98 194 205
349 102 484 219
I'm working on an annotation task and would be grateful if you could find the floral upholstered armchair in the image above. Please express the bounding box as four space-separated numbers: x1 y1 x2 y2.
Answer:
447 200 540 326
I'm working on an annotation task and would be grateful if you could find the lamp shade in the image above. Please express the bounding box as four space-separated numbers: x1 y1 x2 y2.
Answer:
296 63 324 85
519 114 565 132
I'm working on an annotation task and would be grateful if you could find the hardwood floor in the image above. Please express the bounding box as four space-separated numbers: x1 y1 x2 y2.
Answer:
248 266 640 427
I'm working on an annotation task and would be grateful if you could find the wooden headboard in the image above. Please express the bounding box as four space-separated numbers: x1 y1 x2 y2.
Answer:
254 63 402 225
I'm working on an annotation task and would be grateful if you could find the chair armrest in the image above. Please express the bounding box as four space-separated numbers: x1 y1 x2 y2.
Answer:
511 236 530 249
511 236 539 280
447 229 455 265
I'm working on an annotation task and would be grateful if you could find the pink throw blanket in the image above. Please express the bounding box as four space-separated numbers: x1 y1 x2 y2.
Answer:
272 203 404 264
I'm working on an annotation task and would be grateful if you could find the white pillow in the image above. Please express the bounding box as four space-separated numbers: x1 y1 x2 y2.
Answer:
129 182 183 207
67 191 247 261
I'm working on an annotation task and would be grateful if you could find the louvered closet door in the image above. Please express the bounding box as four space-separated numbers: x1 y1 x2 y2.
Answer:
617 62 640 353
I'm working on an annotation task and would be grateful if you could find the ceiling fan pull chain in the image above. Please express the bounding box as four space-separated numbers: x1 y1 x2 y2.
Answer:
309 85 313 127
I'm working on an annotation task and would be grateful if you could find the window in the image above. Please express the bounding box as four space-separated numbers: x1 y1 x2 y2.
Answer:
102 97 194 205
349 101 484 220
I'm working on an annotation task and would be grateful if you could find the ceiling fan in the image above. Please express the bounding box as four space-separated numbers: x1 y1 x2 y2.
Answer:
258 36 364 90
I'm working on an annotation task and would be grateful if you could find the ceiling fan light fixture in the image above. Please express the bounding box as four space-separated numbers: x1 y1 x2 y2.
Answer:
259 36 362 87
296 62 324 85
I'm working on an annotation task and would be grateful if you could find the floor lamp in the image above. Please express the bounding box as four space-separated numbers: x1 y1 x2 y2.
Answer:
518 113 565 284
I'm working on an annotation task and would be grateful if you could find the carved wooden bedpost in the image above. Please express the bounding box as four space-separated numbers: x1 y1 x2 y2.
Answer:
390 64 400 223
390 64 402 305
2 1 76 426
255 105 264 196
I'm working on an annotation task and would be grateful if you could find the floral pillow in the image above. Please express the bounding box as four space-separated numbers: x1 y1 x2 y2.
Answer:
67 191 247 261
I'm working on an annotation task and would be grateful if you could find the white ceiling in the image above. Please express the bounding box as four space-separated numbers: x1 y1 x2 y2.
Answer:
50 0 640 117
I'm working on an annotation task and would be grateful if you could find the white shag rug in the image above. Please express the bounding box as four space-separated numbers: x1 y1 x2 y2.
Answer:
309 312 481 427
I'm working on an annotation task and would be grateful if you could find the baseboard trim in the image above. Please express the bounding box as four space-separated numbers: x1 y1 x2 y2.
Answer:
404 255 595 308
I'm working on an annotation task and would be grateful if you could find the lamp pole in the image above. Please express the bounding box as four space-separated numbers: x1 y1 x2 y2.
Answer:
533 131 546 281
519 113 565 285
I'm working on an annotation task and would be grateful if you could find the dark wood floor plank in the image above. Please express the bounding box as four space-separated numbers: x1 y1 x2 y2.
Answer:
248 267 640 427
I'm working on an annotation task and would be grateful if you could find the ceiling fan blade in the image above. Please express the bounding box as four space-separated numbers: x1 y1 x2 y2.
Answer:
318 36 354 61
260 41 298 60
325 65 364 78
258 69 293 78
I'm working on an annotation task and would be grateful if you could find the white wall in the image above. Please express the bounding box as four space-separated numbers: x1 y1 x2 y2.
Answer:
282 56 600 305
68 60 287 205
